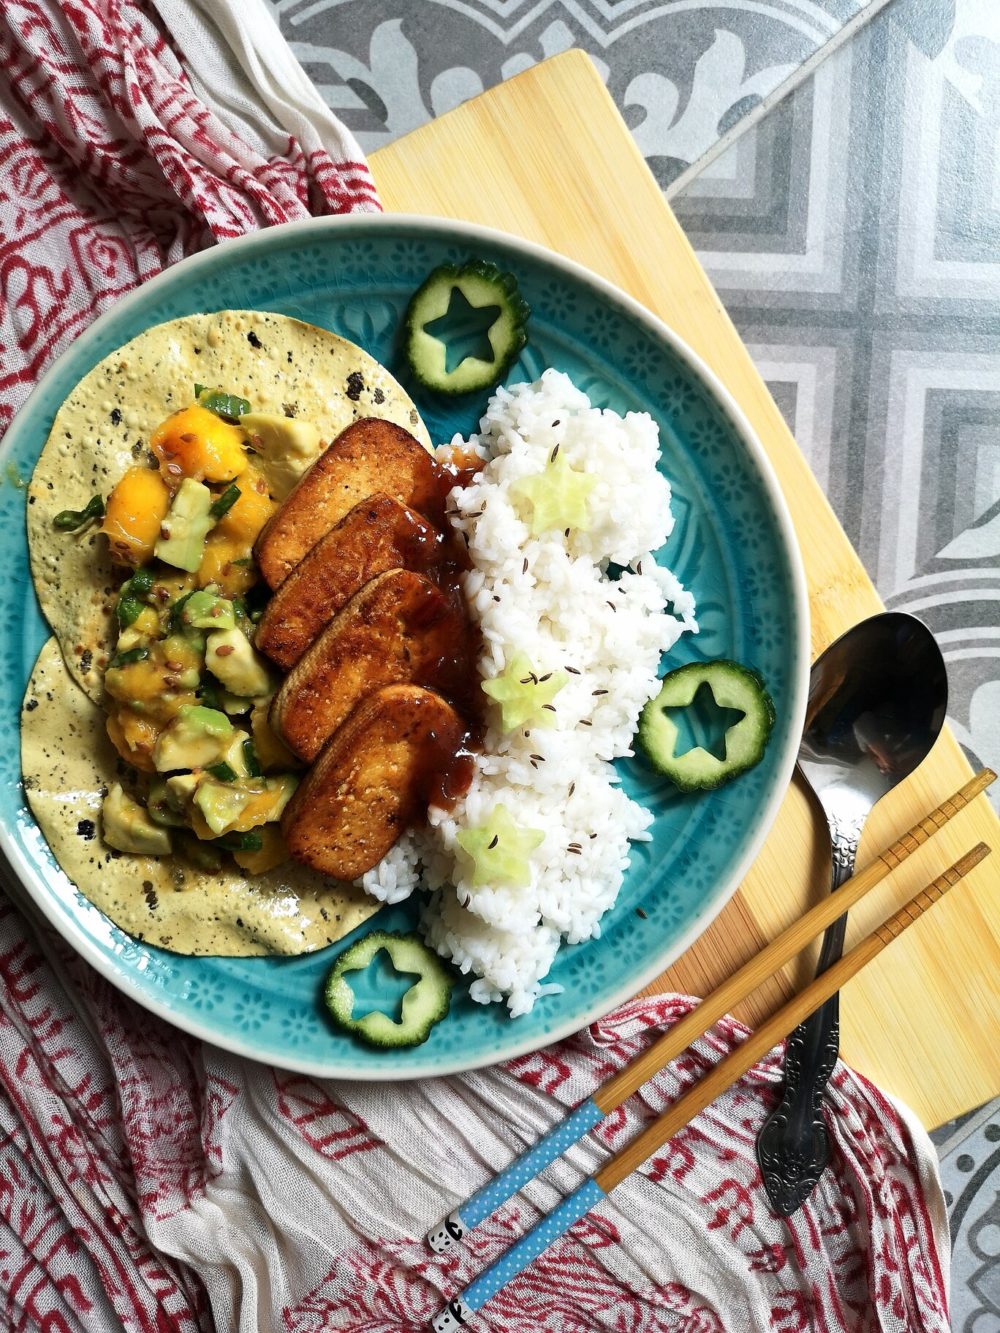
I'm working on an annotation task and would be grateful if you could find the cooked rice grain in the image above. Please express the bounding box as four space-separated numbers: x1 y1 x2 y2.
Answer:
361 370 697 1015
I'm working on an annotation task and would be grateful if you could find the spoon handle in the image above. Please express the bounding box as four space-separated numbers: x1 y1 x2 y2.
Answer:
755 818 862 1215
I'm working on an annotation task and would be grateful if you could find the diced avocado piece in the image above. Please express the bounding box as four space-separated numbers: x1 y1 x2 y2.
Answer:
152 705 233 772
165 772 199 807
102 784 172 856
218 691 254 716
206 628 272 698
192 772 297 837
193 779 256 836
261 773 298 821
146 777 188 827
155 478 215 572
115 626 147 654
160 631 205 690
178 589 236 631
217 730 253 778
240 411 322 501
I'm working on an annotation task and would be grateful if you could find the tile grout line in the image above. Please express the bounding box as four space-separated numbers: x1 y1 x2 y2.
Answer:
933 1098 1000 1160
665 0 900 200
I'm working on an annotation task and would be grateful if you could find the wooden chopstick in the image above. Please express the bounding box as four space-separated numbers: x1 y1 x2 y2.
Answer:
430 843 991 1331
597 840 991 1189
597 766 995 1114
425 769 995 1256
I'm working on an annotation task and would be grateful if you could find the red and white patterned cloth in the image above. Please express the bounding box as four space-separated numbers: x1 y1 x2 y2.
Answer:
0 2 952 1329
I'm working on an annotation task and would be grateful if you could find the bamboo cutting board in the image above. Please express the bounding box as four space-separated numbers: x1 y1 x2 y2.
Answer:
370 50 1000 1129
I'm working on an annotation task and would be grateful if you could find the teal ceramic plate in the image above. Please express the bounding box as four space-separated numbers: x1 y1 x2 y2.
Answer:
0 216 808 1079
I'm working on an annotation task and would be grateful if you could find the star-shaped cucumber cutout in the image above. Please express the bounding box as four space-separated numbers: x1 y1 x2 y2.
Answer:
665 681 746 760
481 651 569 732
510 452 596 536
455 804 544 888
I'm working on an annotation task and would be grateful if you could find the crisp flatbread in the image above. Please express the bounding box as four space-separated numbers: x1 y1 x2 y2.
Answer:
21 636 379 956
27 309 430 703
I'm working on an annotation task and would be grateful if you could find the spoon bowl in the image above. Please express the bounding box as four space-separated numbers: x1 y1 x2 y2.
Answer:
757 611 947 1215
798 612 949 822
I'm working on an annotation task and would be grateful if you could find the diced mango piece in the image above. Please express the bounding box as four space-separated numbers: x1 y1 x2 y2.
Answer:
150 405 249 484
197 532 257 598
215 467 275 545
130 607 160 637
251 701 299 772
226 777 297 832
233 825 289 875
100 466 171 567
105 656 169 704
106 709 156 772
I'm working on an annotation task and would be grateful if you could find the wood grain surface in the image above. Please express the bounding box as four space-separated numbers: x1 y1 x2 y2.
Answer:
370 49 1000 1128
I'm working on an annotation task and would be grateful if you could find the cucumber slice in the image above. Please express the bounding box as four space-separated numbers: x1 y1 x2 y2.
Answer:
323 931 454 1049
638 660 775 792
403 259 529 395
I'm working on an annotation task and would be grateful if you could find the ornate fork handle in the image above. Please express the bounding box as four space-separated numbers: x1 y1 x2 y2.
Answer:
756 814 864 1216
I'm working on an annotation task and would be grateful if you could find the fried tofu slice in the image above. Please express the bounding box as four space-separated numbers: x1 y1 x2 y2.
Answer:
254 493 442 671
281 684 464 880
254 419 440 589
270 568 468 763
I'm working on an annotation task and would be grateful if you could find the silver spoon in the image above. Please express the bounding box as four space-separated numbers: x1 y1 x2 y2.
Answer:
755 611 948 1215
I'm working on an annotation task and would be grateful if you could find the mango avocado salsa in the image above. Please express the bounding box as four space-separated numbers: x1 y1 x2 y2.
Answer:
96 389 301 876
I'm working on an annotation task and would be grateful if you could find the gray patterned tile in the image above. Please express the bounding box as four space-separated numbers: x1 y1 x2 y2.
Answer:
267 0 882 188
933 1097 1000 1330
673 0 1000 813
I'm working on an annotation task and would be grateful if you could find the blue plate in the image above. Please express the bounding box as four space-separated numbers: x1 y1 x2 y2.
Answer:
0 216 808 1079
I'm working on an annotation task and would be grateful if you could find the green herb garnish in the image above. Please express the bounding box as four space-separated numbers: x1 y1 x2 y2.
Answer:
242 739 262 778
129 566 155 596
198 679 223 710
196 387 252 420
215 830 263 852
206 761 238 782
209 484 241 519
109 646 149 669
116 566 155 628
116 596 144 629
54 494 104 531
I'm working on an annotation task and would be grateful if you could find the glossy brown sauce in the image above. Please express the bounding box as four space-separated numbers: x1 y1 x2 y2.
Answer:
408 451 488 811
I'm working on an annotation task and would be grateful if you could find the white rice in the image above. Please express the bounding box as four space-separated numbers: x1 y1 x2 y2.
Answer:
359 370 697 1015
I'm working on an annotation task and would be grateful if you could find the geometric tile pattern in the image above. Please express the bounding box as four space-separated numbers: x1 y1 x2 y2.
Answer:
674 0 1000 803
270 0 876 189
932 1101 1000 1330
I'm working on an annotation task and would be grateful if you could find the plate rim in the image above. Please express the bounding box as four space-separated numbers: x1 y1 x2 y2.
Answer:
2 211 810 1079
